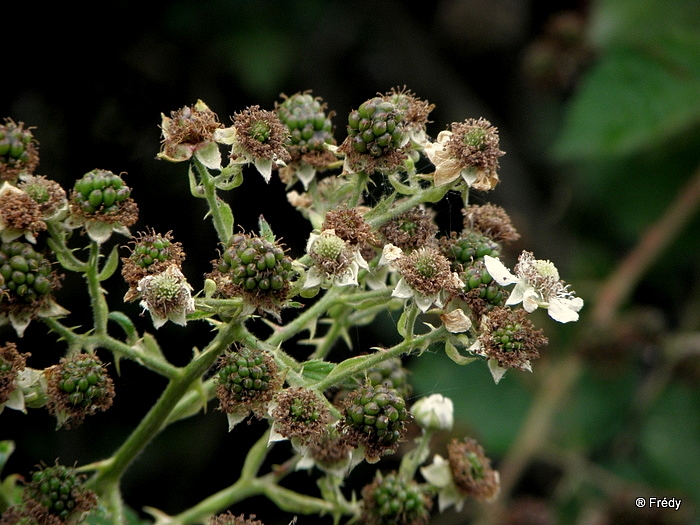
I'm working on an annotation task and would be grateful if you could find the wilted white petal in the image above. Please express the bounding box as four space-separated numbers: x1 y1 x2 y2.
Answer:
254 157 274 183
391 277 414 300
487 358 508 384
548 296 584 323
441 308 472 333
194 141 222 170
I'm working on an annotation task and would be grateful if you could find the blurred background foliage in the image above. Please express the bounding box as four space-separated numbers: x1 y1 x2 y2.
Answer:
3 0 700 523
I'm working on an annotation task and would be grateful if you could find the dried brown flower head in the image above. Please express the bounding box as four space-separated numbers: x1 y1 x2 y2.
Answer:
478 307 548 372
0 342 29 404
379 206 438 251
447 437 500 502
158 100 223 163
271 387 329 446
426 117 504 191
463 203 520 243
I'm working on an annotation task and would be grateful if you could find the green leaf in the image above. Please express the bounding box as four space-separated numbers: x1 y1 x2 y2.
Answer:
301 359 336 383
0 441 14 477
553 40 700 159
217 198 234 242
97 244 120 281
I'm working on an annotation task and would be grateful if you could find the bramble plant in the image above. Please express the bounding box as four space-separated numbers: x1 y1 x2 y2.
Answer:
0 89 583 525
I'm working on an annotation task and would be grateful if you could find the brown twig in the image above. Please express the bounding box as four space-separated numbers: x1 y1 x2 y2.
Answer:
592 163 700 329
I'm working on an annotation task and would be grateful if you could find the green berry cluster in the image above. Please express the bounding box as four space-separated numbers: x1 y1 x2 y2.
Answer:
489 319 528 353
0 119 36 173
361 472 431 525
277 93 335 153
461 263 505 308
343 383 409 450
216 347 276 404
0 241 54 303
218 233 293 295
364 357 413 401
130 234 173 269
347 97 404 156
26 464 95 521
447 231 501 267
72 169 131 214
53 354 114 409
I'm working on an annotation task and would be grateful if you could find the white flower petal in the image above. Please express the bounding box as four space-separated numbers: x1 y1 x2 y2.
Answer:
547 296 584 323
484 255 518 286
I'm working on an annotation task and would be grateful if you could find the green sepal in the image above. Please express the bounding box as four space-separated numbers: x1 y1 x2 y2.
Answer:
214 164 244 190
258 215 276 243
444 339 477 366
216 198 234 243
97 244 120 281
387 173 418 195
188 165 205 198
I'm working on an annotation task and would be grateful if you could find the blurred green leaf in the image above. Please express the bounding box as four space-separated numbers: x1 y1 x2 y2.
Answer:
553 0 700 160
640 382 700 503
410 352 532 455
553 42 700 159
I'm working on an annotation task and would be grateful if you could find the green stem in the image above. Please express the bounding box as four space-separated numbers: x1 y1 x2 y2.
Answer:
311 325 448 392
193 157 233 244
171 430 272 523
399 429 434 481
365 184 449 229
89 322 242 496
86 241 109 335
265 286 345 348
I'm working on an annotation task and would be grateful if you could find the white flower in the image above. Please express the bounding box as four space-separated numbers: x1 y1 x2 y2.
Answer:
412 394 454 431
420 454 467 512
137 266 195 329
484 252 583 323
304 230 368 289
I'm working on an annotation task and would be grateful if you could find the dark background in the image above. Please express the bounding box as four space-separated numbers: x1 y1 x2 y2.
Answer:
5 1 700 524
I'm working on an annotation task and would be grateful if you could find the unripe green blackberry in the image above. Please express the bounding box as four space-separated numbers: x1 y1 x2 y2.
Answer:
447 231 501 267
342 383 409 460
461 262 505 307
360 471 432 525
24 463 97 522
46 354 115 428
217 233 294 297
0 118 39 182
216 346 279 417
277 92 335 155
346 97 404 157
72 169 131 215
0 241 55 304
332 357 413 406
365 357 413 400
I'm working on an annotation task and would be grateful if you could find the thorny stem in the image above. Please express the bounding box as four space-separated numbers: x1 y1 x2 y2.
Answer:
193 157 233 244
89 321 243 501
